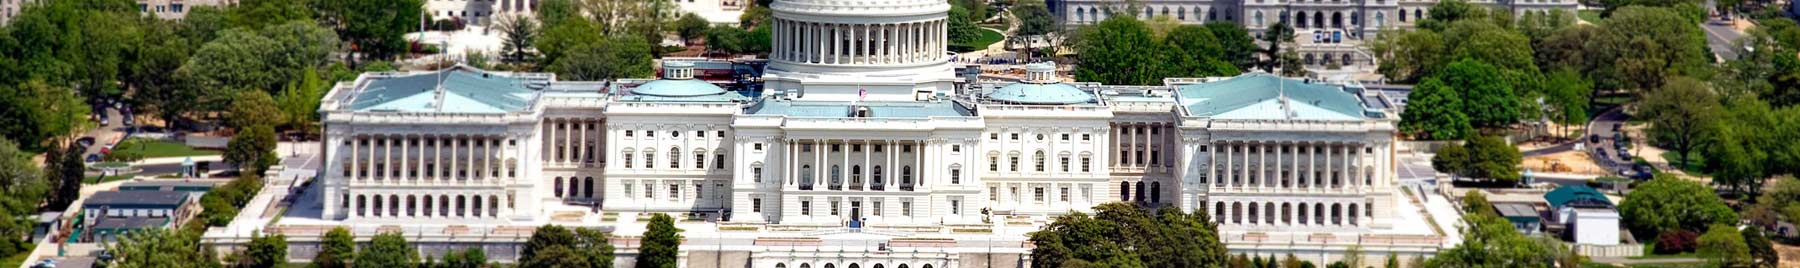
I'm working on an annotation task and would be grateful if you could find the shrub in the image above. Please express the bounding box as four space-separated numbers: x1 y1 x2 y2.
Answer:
1654 230 1699 254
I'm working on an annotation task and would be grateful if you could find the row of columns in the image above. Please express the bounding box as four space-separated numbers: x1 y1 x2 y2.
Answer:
771 18 946 65
1111 123 1173 170
545 118 601 166
1214 201 1366 227
785 139 923 191
349 193 510 219
347 134 510 182
1208 141 1367 190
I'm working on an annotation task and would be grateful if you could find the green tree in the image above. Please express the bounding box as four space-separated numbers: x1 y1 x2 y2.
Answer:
1383 252 1399 268
1367 29 1445 82
1542 69 1591 138
1433 136 1521 183
1698 224 1752 268
705 26 749 54
521 245 589 268
1425 212 1556 268
227 0 313 29
547 36 655 81
1029 203 1226 268
275 68 327 134
44 141 84 210
535 0 581 27
177 29 281 111
1162 25 1239 77
1259 22 1295 74
948 5 981 44
1643 75 1720 169
1619 174 1740 238
443 248 489 268
227 125 279 176
245 232 289 268
1416 0 1487 31
1400 78 1472 140
1434 59 1522 130
324 0 423 64
1074 17 1168 85
0 80 89 150
637 214 683 268
675 13 711 43
230 90 285 130
1462 190 1497 217
356 232 417 268
521 225 578 263
0 138 47 258
1587 6 1709 94
535 18 606 70
1205 23 1260 70
496 14 540 64
1743 228 1779 268
105 228 219 268
311 227 355 268
574 227 617 268
580 0 679 46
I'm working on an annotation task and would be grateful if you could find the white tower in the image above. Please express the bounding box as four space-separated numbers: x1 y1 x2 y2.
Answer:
761 0 960 102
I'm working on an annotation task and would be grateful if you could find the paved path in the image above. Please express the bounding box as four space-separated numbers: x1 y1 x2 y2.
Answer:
1700 18 1747 61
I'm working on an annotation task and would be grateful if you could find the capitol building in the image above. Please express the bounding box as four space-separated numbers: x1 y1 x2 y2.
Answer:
205 0 1455 266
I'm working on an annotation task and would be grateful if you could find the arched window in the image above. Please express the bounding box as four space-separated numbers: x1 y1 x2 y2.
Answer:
1255 11 1264 26
1332 204 1343 225
584 177 595 198
1144 7 1153 18
1265 201 1276 223
1215 202 1227 223
1315 203 1326 224
1282 203 1292 223
901 166 914 190
1120 181 1131 201
1161 7 1169 17
1150 182 1161 203
1343 54 1354 66
801 165 815 190
1376 12 1386 27
1414 9 1422 21
643 149 656 169
1034 151 1047 172
1349 204 1360 226
567 177 579 198
825 264 836 268
1077 8 1086 22
1299 202 1310 223
802 264 812 268
830 165 843 189
1248 203 1260 224
1314 12 1325 28
1297 10 1309 27
1231 202 1242 223
1399 9 1408 22
668 147 681 168
553 177 565 198
1350 11 1359 26
1135 182 1146 202
851 165 863 186
1177 7 1187 20
777 264 788 268
849 264 860 268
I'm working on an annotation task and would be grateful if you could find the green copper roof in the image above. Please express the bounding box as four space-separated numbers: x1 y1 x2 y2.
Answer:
631 79 728 97
1176 73 1364 120
749 100 972 118
349 68 540 113
1545 185 1613 208
987 83 1097 104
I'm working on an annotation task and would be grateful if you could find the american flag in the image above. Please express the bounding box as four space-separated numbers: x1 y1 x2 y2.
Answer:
858 87 867 101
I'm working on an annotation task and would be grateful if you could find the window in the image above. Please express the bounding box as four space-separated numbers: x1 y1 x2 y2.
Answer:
644 152 655 168
1009 155 1020 172
990 133 999 140
646 131 654 137
874 145 884 152
950 199 961 215
852 144 862 152
625 130 634 137
623 152 635 168
694 153 706 168
1034 151 1047 172
670 131 680 137
696 130 706 138
1061 134 1069 140
1010 133 1019 140
715 154 726 169
717 131 725 137
668 184 680 199
643 183 653 198
801 200 812 215
1034 187 1045 202
989 155 1000 171
989 186 999 201
830 200 840 215
901 200 913 216
831 144 841 152
1011 187 1021 201
669 149 681 168
1036 134 1045 141
1060 187 1071 201
624 183 634 199
903 145 912 152
754 143 764 151
1082 134 1091 141
950 165 962 184
752 164 764 183
752 198 763 212
873 201 883 216
951 145 961 153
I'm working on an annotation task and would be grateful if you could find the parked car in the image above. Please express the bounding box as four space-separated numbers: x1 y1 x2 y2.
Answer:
85 154 101 163
75 137 95 147
1588 134 1600 143
1617 150 1633 160
1632 163 1657 179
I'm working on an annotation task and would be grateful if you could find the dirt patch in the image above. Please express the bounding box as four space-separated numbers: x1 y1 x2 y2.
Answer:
1523 151 1609 175
1776 242 1800 268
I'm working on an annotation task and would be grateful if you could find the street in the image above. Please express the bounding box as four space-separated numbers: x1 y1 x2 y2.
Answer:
1701 18 1747 60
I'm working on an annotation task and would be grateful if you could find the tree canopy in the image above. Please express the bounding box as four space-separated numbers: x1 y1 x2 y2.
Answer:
1618 174 1740 239
1074 17 1241 85
1028 203 1227 268
638 214 683 268
356 232 418 268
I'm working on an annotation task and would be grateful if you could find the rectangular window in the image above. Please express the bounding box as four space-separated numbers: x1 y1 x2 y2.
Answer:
1035 187 1045 202
752 198 763 212
624 183 634 199
902 200 913 216
1011 187 1021 201
668 184 680 199
1061 157 1071 172
1082 185 1092 201
1061 134 1070 140
624 154 634 168
1081 157 1091 172
950 168 962 184
831 144 840 152
874 145 884 152
830 200 841 215
1082 134 1091 141
951 145 960 153
1060 187 1071 201
852 144 862 152
903 145 912 152
950 199 962 215
695 154 706 168
697 130 706 138
717 131 725 137
990 156 999 171
989 186 999 201
801 200 812 215
753 167 763 182
754 143 764 151
990 133 999 140
715 154 725 169
643 184 654 198
646 131 654 137
873 201 883 216
1009 156 1020 171
1010 133 1020 140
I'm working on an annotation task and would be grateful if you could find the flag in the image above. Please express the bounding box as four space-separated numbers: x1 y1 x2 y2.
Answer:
858 87 867 101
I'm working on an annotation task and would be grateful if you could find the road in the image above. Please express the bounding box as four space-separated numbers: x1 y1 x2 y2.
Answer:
79 106 127 160
1585 108 1633 175
1700 18 1746 61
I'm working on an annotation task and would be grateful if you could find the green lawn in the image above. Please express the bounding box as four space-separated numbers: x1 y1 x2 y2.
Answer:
112 138 219 158
951 28 1005 53
1579 10 1603 23
1659 150 1708 176
2 243 34 268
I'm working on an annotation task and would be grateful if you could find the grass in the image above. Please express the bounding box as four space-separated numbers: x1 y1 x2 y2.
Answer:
1579 10 1603 23
1659 151 1708 176
113 138 219 158
951 28 1005 53
1 243 34 268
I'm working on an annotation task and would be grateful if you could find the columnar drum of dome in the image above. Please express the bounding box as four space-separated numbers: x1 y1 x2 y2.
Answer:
767 0 950 67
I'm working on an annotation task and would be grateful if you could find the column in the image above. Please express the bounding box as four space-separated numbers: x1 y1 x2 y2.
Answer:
1223 142 1233 188
450 136 459 181
351 136 361 181
435 136 445 182
383 136 392 181
815 140 824 190
862 140 871 190
401 135 409 181
1325 143 1334 189
1207 141 1216 188
1346 143 1356 190
886 140 896 189
486 137 495 181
